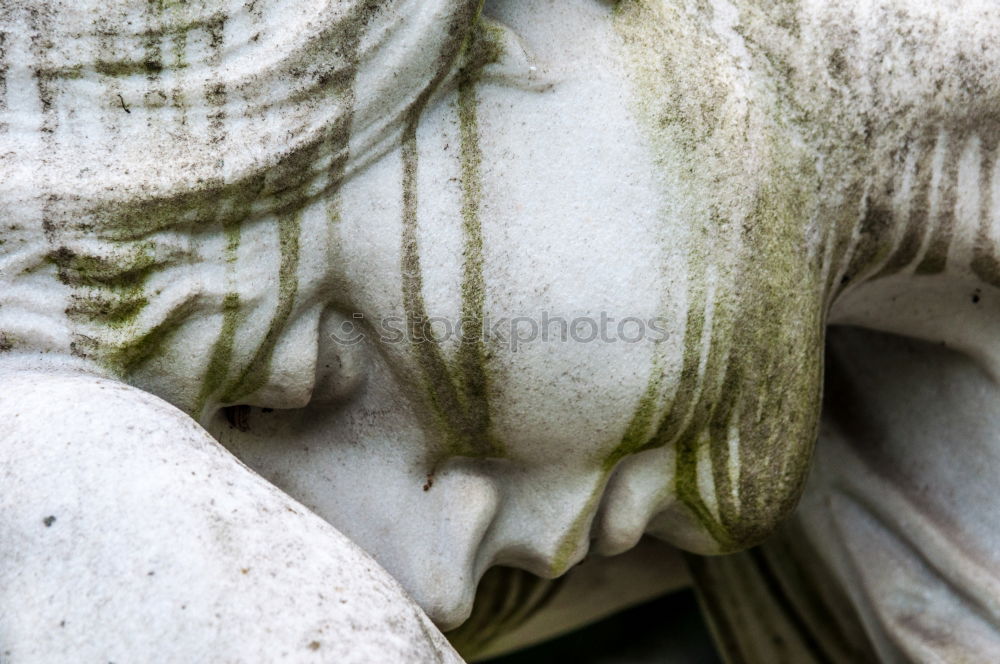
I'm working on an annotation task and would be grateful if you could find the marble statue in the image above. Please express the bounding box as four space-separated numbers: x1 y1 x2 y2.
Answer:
2 0 1000 661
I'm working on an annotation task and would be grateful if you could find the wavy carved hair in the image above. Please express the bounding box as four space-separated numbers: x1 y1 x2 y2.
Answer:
0 0 481 411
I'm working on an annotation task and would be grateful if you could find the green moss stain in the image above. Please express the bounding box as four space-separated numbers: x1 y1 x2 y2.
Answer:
190 0 368 412
93 59 165 79
548 478 608 575
196 293 242 413
457 16 506 81
106 296 198 373
67 293 149 328
220 210 301 402
33 0 378 416
715 157 824 549
601 352 665 473
195 200 245 413
401 116 501 458
399 4 508 461
454 35 503 458
48 245 159 289
49 245 160 330
613 0 825 551
93 176 258 242
669 274 745 551
400 127 462 445
48 239 186 374
675 430 734 548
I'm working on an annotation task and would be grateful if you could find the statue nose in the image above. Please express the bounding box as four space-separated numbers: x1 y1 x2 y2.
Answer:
591 448 673 557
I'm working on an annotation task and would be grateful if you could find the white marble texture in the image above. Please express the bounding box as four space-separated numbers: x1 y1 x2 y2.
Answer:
3 0 1000 661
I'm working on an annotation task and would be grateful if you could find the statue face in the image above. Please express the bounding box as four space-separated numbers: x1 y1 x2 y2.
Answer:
217 0 675 628
215 0 827 628
1 0 827 630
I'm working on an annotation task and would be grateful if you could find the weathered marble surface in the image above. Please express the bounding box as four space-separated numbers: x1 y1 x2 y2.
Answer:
0 370 461 662
3 0 1000 661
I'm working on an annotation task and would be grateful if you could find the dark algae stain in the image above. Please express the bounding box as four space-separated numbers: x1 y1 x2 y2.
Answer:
399 5 506 461
914 133 959 275
68 293 148 328
108 297 199 374
49 245 161 331
613 0 825 552
21 0 461 411
972 124 1000 288
197 293 242 412
840 200 894 289
453 24 503 457
195 205 245 413
220 210 301 403
48 245 158 289
642 0 1000 554
601 356 665 473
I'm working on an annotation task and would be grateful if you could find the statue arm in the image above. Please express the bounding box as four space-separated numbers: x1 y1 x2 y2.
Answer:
0 369 460 663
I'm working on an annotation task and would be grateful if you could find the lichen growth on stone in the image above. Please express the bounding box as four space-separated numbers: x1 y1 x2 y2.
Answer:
399 4 508 462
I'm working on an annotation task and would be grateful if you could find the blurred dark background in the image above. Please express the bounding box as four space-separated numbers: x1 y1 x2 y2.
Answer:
484 589 721 664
